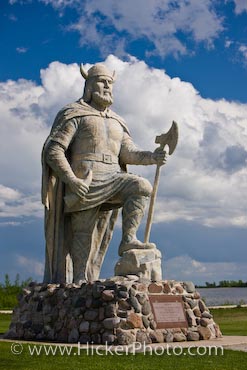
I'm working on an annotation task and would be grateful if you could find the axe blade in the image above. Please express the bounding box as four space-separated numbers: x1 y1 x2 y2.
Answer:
155 121 179 155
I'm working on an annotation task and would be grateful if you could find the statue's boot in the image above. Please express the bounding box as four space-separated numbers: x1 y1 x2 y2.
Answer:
119 195 156 256
70 232 92 284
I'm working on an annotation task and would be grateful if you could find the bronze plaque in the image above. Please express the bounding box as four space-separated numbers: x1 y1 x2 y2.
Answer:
149 295 188 329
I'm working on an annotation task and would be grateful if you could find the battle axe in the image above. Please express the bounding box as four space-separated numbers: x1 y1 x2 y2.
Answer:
144 121 179 243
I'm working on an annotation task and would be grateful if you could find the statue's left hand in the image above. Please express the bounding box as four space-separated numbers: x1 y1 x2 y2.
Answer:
152 148 167 166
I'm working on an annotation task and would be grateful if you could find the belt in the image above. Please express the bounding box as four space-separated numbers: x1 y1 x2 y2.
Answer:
71 153 119 164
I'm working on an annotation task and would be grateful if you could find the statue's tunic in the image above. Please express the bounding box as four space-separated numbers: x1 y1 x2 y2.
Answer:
45 99 153 213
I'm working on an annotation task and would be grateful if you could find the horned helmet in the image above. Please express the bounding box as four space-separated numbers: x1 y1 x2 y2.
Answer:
80 63 116 103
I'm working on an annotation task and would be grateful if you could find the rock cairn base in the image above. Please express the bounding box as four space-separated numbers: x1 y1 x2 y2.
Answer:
4 277 222 344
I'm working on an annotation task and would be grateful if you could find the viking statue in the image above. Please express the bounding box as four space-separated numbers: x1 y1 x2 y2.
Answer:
42 63 166 284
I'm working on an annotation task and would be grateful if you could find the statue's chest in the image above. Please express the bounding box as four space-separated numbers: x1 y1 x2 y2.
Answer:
78 116 123 144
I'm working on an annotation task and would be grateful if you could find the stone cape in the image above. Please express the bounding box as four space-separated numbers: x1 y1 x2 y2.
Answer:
42 99 130 284
4 278 222 344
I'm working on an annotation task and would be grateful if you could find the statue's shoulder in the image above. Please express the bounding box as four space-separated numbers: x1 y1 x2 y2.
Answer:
56 100 95 121
50 100 100 133
108 109 130 135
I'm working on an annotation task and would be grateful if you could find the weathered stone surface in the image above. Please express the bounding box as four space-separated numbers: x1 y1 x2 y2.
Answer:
126 313 143 329
126 275 139 281
118 299 131 310
198 299 208 313
118 291 129 299
186 298 198 309
202 311 212 319
142 301 151 315
136 330 152 344
116 329 136 345
5 280 221 345
174 284 184 294
149 330 164 343
136 293 146 305
86 297 93 308
193 292 201 299
148 283 163 293
79 321 90 333
187 331 200 341
103 317 121 330
102 290 115 301
129 296 141 313
91 333 101 344
165 330 174 343
173 332 187 342
90 321 102 334
79 333 91 344
149 319 157 330
198 326 212 340
207 324 216 339
214 324 223 338
117 310 128 318
115 249 162 281
193 307 202 317
68 328 79 343
105 303 117 318
98 307 105 321
183 281 196 293
200 318 214 327
132 283 147 292
24 329 36 341
84 309 98 321
163 282 172 293
56 328 68 342
129 287 136 297
102 332 115 344
142 315 150 329
92 284 105 299
186 309 197 327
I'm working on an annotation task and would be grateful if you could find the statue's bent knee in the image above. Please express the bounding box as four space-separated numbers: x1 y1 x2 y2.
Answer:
135 177 153 197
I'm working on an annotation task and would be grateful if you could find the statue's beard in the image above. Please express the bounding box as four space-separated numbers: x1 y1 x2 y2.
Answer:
92 91 113 108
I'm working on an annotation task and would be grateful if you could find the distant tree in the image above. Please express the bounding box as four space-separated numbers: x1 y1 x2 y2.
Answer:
0 274 33 309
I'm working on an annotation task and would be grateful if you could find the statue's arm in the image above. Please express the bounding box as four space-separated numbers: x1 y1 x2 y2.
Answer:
45 119 90 197
119 132 166 166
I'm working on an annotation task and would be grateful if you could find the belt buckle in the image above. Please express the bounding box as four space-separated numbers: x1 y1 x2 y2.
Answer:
103 154 112 164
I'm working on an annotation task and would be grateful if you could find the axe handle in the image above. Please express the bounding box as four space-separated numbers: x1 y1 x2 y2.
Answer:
144 164 161 243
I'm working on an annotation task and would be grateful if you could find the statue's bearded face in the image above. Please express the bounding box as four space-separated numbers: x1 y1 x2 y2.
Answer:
91 76 113 108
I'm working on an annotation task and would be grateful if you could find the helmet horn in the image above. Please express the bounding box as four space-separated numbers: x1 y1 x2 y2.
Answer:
79 64 88 80
112 70 116 82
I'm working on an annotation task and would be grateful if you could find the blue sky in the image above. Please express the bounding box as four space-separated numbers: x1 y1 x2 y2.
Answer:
0 0 247 285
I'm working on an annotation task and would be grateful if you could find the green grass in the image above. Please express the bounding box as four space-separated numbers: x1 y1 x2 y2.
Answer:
211 307 247 336
0 341 247 370
0 314 12 335
1 308 247 370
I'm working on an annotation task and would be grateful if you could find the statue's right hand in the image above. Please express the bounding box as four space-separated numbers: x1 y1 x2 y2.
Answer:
69 178 89 198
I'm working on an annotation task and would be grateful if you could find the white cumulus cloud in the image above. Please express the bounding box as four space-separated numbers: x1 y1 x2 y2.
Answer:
38 0 223 57
233 0 247 14
16 255 44 277
0 55 246 229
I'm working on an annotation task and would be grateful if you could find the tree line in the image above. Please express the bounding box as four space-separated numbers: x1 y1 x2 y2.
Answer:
196 280 247 288
0 274 32 309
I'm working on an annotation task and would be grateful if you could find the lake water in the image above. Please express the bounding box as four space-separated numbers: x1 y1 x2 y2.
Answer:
197 287 247 306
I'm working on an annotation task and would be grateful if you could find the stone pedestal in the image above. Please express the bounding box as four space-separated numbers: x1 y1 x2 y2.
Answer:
114 248 162 281
4 278 222 344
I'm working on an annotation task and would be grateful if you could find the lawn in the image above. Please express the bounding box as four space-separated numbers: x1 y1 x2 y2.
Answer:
1 308 247 370
0 314 12 335
0 341 247 370
211 307 247 336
